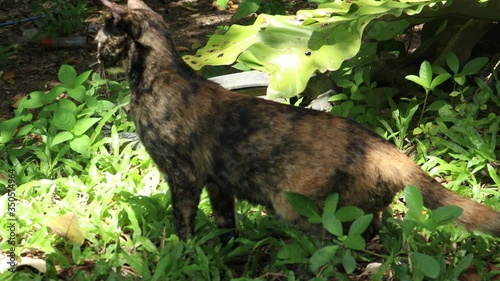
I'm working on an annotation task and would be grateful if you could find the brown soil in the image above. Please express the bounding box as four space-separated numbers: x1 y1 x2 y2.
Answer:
0 0 233 120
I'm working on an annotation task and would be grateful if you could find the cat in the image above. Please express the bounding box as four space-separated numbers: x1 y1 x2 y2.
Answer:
97 0 500 240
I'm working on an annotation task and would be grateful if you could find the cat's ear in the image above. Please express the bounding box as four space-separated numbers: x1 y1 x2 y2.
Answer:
101 0 128 23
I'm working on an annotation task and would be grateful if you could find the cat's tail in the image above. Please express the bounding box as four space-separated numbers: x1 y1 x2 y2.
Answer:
414 171 500 237
381 148 500 237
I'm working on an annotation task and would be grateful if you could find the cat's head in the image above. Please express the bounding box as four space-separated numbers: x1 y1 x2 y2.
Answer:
96 0 162 73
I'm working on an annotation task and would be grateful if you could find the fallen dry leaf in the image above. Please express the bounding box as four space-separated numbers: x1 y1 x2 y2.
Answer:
175 46 190 52
2 71 15 85
46 212 86 245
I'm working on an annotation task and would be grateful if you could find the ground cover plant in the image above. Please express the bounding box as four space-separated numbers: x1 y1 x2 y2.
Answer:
1 0 499 280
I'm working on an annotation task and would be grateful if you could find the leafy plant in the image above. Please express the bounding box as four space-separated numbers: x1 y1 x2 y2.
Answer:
405 60 451 122
0 45 18 66
216 0 288 20
284 192 373 277
184 0 447 98
31 0 93 37
0 64 132 179
1 10 499 277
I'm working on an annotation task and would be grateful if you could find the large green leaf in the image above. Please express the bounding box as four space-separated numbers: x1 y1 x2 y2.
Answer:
309 245 339 273
284 192 321 223
18 91 46 109
0 116 22 143
70 134 91 155
73 117 101 136
411 253 440 278
52 108 77 131
58 64 77 88
182 20 263 70
51 131 74 147
233 0 262 20
184 0 444 98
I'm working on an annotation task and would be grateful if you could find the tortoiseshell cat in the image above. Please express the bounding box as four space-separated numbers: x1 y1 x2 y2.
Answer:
97 0 500 240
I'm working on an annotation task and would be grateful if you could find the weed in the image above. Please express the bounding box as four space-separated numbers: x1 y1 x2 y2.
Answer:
0 56 499 279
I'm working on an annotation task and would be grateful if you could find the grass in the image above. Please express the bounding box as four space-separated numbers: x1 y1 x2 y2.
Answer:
0 58 499 280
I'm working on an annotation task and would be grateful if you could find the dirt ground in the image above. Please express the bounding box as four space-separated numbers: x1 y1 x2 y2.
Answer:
0 0 236 120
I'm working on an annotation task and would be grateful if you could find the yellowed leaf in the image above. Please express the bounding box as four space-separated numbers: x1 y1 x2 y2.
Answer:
175 46 190 52
191 42 202 50
46 212 86 245
11 94 25 109
180 3 198 11
2 71 15 85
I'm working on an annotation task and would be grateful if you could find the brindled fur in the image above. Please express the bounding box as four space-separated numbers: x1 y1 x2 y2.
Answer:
97 0 500 240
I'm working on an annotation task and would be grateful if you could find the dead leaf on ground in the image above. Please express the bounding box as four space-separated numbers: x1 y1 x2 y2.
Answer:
2 71 15 84
11 94 25 109
176 46 190 52
46 212 86 245
460 263 500 281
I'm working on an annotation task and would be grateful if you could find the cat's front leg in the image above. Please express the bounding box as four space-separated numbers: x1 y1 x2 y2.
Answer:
168 179 202 240
206 180 238 243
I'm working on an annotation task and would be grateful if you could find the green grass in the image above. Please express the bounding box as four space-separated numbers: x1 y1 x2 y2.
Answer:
0 60 499 280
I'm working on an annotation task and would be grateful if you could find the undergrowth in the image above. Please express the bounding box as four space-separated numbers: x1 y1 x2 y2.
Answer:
0 56 499 280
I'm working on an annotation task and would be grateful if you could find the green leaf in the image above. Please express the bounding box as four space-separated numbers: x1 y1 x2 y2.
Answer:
437 122 469 150
430 73 451 90
411 253 440 279
58 64 77 88
97 100 116 111
85 95 99 109
366 19 411 41
328 93 348 102
348 214 373 236
461 57 488 76
59 99 77 112
18 91 46 109
341 251 356 274
186 0 435 98
262 0 285 15
405 75 428 89
343 234 365 250
52 108 77 131
428 205 462 226
233 0 262 20
336 79 355 88
419 61 433 86
426 100 447 111
67 85 86 102
285 192 321 222
404 185 425 222
52 131 74 147
335 206 364 222
324 193 339 213
75 70 92 86
16 124 33 137
451 254 474 280
73 117 101 136
453 74 466 86
70 135 91 155
182 22 261 70
487 164 500 187
277 241 308 263
215 0 230 9
322 209 343 237
0 117 22 143
45 85 67 102
309 245 338 273
446 52 459 74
